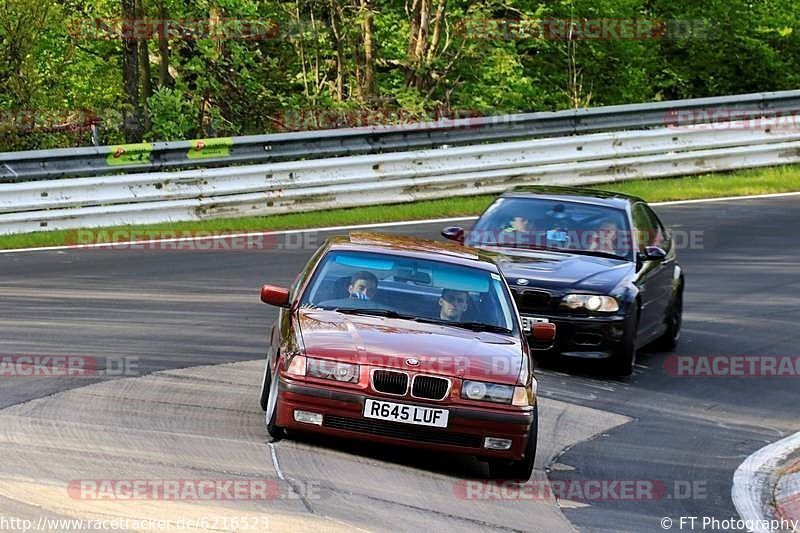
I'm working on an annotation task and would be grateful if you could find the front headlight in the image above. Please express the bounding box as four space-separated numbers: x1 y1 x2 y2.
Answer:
561 294 619 312
306 357 359 383
462 380 519 404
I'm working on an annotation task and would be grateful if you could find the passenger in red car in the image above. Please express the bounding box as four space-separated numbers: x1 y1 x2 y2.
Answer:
348 271 378 300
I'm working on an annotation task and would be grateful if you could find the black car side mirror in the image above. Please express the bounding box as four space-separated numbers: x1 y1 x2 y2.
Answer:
441 226 465 244
639 246 667 262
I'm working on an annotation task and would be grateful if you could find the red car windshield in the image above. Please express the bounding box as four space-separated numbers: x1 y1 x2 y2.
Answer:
299 250 519 335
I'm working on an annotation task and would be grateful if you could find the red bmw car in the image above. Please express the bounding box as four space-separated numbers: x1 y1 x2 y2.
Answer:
258 232 555 479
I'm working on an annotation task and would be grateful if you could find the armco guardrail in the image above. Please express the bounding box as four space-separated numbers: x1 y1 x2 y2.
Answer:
1 117 799 235
2 90 800 182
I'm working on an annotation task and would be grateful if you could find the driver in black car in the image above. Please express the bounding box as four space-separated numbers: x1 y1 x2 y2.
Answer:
589 219 621 254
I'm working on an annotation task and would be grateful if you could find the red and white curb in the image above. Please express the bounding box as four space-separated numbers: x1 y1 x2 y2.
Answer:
733 432 800 533
776 461 800 530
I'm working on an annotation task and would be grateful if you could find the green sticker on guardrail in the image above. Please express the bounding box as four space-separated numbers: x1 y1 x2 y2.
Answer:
106 143 153 166
187 137 233 159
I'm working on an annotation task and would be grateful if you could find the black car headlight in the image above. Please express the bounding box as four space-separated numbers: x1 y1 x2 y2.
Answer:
461 380 533 406
305 357 359 383
561 294 619 313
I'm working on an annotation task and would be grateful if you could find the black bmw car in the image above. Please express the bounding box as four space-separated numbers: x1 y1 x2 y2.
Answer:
441 186 684 376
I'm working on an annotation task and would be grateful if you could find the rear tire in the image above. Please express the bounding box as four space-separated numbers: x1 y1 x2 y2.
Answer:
262 358 285 440
657 287 682 351
610 305 639 377
488 405 538 481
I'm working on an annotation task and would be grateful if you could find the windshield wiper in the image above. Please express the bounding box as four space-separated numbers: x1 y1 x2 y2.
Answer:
482 241 629 261
332 308 417 320
449 321 513 334
400 315 513 335
565 249 629 261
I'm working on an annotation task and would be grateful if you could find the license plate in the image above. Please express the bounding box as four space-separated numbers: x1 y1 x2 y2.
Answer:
521 315 550 333
364 399 449 428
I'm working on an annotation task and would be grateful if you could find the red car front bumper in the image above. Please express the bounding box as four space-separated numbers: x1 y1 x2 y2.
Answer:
275 378 536 460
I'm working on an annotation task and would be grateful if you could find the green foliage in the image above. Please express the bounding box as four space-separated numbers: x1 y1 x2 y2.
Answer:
0 0 799 150
145 87 196 141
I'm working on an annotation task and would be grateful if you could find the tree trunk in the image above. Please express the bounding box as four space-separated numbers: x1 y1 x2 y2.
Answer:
406 0 439 89
327 0 346 101
294 0 310 99
412 0 429 63
122 0 144 141
136 0 152 101
360 0 375 100
426 0 445 64
156 0 172 87
404 0 420 86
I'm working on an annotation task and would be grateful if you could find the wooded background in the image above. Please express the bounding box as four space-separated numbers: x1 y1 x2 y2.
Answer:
1 0 798 151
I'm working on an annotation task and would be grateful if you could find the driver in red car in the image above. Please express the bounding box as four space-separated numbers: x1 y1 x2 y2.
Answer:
438 289 469 321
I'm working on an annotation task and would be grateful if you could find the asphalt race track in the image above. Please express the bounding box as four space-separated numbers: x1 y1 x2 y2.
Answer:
0 195 798 532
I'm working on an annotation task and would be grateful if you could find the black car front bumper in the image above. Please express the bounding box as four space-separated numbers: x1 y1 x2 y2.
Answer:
524 313 628 359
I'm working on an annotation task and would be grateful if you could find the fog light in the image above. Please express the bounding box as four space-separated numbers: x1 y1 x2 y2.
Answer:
483 437 513 450
293 410 323 425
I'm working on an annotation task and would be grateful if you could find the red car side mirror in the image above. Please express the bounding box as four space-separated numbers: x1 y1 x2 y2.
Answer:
531 322 556 343
260 285 290 307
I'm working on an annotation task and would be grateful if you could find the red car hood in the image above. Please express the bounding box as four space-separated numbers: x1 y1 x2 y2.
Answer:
297 309 524 384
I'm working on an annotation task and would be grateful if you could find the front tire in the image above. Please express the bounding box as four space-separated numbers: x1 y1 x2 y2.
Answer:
488 405 538 480
259 357 271 411
610 305 639 377
261 358 285 440
657 287 682 351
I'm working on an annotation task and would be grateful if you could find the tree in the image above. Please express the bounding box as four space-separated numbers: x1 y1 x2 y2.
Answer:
121 0 144 141
405 0 447 91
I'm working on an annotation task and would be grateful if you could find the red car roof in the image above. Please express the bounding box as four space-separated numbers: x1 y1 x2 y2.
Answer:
325 232 501 272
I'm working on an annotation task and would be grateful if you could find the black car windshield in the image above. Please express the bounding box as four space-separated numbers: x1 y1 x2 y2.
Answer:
467 197 633 259
299 250 519 335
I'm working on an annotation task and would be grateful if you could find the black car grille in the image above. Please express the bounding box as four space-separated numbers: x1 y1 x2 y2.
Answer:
323 415 482 448
412 375 449 400
514 289 552 313
372 370 408 395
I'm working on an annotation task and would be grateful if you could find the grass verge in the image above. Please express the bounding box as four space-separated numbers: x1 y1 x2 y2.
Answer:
2 164 799 250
